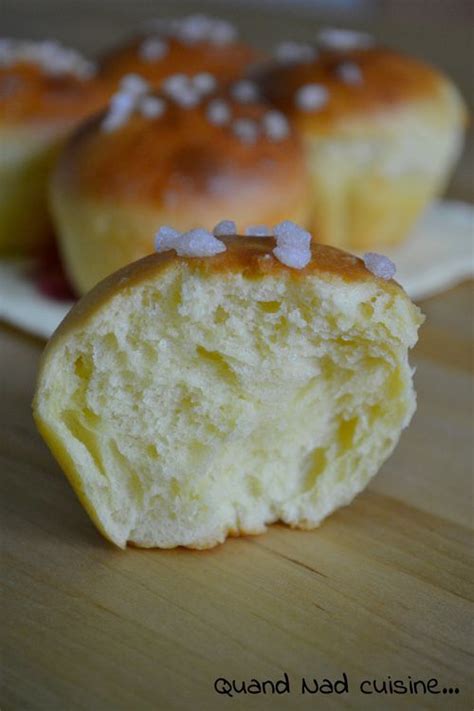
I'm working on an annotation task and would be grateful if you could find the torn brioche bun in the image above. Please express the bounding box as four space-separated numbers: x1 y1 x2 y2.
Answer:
50 90 312 295
256 44 466 250
33 235 423 549
0 44 112 254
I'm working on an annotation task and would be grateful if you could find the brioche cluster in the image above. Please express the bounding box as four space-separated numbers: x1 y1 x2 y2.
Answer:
1 14 466 259
1 13 439 551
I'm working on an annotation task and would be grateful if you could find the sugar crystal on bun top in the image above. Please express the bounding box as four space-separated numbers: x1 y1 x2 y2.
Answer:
273 220 312 268
317 27 374 51
139 36 168 62
155 226 226 257
192 71 217 94
213 219 236 236
295 83 329 111
363 252 396 280
206 98 231 125
231 117 259 144
230 79 260 104
274 40 317 64
140 95 166 118
261 110 290 141
335 60 363 85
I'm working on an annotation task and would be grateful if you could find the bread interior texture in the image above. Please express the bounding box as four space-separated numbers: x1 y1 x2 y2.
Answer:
35 265 421 548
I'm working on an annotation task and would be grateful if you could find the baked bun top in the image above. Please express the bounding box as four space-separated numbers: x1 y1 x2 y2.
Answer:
256 38 466 133
54 81 311 220
60 233 408 334
99 15 261 86
0 38 111 126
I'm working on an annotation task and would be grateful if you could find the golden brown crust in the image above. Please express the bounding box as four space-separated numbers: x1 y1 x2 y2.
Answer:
48 236 403 343
255 47 466 132
0 62 114 126
98 34 262 87
53 92 310 210
0 32 259 127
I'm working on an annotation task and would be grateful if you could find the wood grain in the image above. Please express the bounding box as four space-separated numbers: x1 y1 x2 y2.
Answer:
1 2 473 709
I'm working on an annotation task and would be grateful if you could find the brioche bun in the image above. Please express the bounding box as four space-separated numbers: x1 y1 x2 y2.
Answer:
33 234 423 549
98 15 261 87
0 41 112 254
257 41 466 249
50 88 311 295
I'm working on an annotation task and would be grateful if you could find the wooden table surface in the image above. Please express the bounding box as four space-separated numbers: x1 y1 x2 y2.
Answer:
1 2 473 710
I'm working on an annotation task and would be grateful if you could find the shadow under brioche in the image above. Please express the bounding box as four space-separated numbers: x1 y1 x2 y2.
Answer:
33 231 423 549
50 81 311 295
256 33 466 250
99 14 262 87
0 39 113 254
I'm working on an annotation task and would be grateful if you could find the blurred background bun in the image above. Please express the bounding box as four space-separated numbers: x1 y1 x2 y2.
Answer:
98 14 262 87
50 77 311 294
2 20 468 291
256 33 467 250
0 39 112 254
